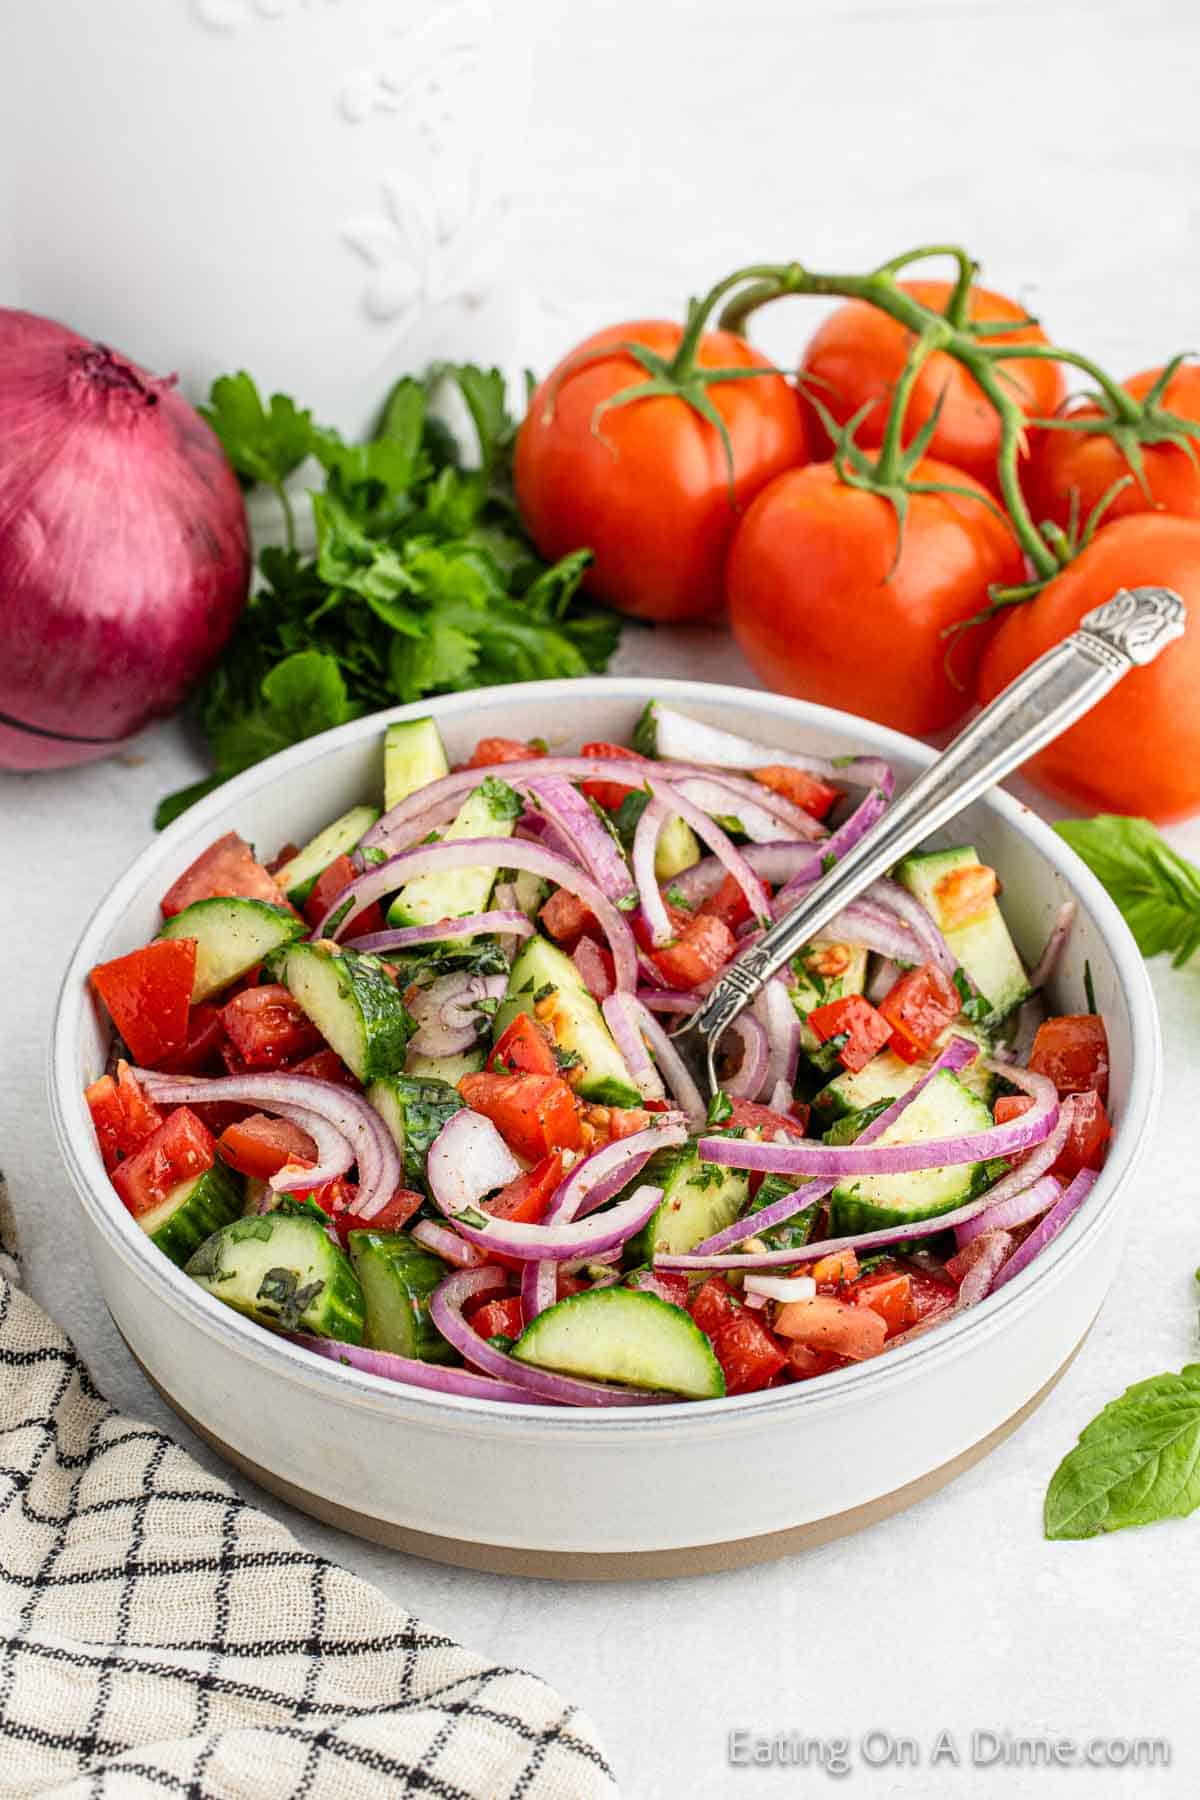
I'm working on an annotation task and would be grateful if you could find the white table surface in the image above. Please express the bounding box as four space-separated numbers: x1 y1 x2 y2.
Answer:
6 2 1200 1794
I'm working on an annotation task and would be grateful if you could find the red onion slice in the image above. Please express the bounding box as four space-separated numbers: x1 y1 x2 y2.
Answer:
724 1007 771 1101
632 797 675 946
645 777 772 927
426 1108 523 1215
406 970 508 1058
573 937 615 1000
769 783 893 911
645 705 893 794
667 842 833 909
288 1331 554 1405
601 992 667 1101
1030 899 1077 991
344 911 533 955
864 878 961 978
314 836 639 992
524 775 637 905
631 997 707 1124
989 1168 1098 1293
754 981 800 1102
134 1068 401 1223
955 1170 1063 1249
955 1230 1016 1306
429 1267 671 1406
670 775 814 845
410 1220 488 1268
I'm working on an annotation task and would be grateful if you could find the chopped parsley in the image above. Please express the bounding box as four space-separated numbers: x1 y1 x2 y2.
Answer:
706 1089 734 1125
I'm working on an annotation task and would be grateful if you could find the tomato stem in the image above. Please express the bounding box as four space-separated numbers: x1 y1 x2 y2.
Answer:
873 327 943 485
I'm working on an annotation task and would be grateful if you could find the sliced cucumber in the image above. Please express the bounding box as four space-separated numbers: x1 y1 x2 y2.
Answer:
828 1069 1000 1237
789 940 870 1056
139 1161 243 1267
511 870 549 919
385 716 449 812
386 779 520 929
744 1172 819 1252
512 1287 725 1399
895 845 1030 1020
499 936 639 1106
186 1211 365 1342
367 1074 463 1193
159 898 305 1002
822 1098 894 1145
654 813 702 881
812 1021 996 1121
273 804 380 906
347 1230 453 1362
634 1141 749 1260
279 943 414 1082
405 1046 486 1085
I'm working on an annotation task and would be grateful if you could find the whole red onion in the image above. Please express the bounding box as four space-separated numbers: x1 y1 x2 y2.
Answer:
0 310 250 769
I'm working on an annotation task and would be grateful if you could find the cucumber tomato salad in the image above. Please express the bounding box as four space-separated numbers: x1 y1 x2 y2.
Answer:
84 705 1112 1406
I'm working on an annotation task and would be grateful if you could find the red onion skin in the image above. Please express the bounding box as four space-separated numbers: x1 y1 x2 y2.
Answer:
0 312 249 768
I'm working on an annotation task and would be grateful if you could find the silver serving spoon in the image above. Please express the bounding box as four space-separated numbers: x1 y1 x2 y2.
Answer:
681 586 1186 1096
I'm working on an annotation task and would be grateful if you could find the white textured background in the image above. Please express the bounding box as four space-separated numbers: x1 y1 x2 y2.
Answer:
4 2 1200 1795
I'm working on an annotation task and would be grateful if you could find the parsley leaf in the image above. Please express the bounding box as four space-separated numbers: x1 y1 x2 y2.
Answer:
478 775 523 822
1055 815 1200 967
1045 1365 1200 1539
202 373 315 492
706 1089 734 1125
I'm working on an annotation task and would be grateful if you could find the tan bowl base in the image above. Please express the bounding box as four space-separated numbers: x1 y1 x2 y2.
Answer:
124 1333 1084 1580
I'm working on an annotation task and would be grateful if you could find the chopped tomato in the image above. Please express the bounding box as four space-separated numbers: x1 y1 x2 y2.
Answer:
689 1275 741 1337
539 886 599 946
557 1271 589 1301
89 938 197 1067
651 914 736 989
632 900 693 953
111 1107 216 1218
300 1175 359 1240
724 1099 811 1137
772 1293 888 1360
782 1342 849 1379
626 1268 690 1307
85 1062 165 1171
945 1234 1006 1287
850 1270 913 1335
487 1012 559 1078
459 1071 583 1161
602 1105 661 1140
878 961 962 1063
303 854 385 936
579 739 646 811
712 1311 788 1394
289 1048 362 1090
993 1094 1033 1128
933 861 997 928
220 984 323 1070
216 1113 317 1180
157 1003 226 1075
811 1248 859 1287
360 1186 425 1233
1029 1013 1110 1103
160 831 293 919
469 1296 526 1340
903 1267 958 1324
468 736 545 768
484 1152 565 1224
751 764 840 820
266 842 300 874
1055 1089 1112 1177
698 872 754 932
806 993 892 1074
572 937 615 1000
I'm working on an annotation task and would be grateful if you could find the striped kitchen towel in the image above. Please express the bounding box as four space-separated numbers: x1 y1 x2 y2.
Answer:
0 1180 617 1798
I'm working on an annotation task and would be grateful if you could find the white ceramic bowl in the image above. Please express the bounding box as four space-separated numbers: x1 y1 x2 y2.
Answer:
50 679 1160 1576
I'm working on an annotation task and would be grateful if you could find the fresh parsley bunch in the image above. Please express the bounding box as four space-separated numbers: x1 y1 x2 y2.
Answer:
157 364 619 826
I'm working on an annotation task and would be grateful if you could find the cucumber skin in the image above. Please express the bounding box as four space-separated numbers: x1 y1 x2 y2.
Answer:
513 1287 725 1399
281 945 415 1083
160 898 305 1003
828 1161 1001 1238
186 1213 365 1343
366 1075 463 1194
275 804 380 906
143 1162 244 1267
632 1142 749 1262
502 937 642 1107
385 717 449 813
347 1230 454 1363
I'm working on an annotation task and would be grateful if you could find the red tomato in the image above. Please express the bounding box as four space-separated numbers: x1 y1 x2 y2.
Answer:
1055 1090 1112 1177
603 1105 664 1141
217 1113 317 1180
302 1176 358 1236
711 1312 788 1395
849 1270 913 1336
727 458 1023 737
976 515 1200 820
806 993 892 1074
289 1048 361 1090
1029 1014 1109 1102
470 1296 526 1340
652 914 736 989
85 1062 165 1171
878 962 962 1063
484 1152 565 1224
698 872 754 932
752 764 840 820
724 1099 810 1137
689 1276 741 1337
540 887 598 947
903 1267 959 1324
89 939 196 1067
516 319 811 622
160 832 292 919
111 1107 216 1217
572 937 616 1001
772 1294 888 1360
266 842 300 874
467 737 545 768
799 280 1065 493
578 740 648 812
811 1248 860 1287
458 1073 583 1162
358 1187 425 1232
220 984 323 1070
487 1012 559 1078
303 855 385 937
157 1003 226 1075
782 1342 849 1380
1026 364 1200 533
626 1268 691 1308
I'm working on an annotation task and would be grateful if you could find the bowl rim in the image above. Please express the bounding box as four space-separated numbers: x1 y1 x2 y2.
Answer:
49 675 1162 1435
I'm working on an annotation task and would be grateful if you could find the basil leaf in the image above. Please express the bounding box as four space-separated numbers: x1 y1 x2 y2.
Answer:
1044 1364 1200 1539
1055 816 1200 968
